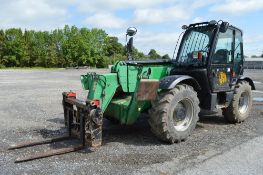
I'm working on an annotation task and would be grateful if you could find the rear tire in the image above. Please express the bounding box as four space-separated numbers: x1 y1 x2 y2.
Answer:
222 81 252 123
149 84 200 143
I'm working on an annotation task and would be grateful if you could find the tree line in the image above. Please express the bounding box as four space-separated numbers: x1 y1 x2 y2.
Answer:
0 25 169 68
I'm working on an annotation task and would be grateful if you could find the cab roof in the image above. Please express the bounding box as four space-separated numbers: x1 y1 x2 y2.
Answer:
187 21 243 34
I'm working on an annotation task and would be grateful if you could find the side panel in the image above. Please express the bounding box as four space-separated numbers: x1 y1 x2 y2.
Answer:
112 61 172 92
136 79 160 101
106 63 173 125
210 65 232 92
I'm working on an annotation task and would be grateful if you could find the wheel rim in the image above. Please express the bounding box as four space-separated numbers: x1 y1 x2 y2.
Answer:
238 91 249 114
173 98 194 132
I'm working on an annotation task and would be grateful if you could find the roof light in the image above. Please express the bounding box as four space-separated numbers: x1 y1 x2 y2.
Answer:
182 25 188 30
209 20 217 25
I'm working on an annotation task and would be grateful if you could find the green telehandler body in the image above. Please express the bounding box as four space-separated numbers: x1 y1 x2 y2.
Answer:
80 61 172 125
9 21 255 163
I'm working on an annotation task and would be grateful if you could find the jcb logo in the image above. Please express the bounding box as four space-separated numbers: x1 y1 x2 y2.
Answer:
218 71 227 85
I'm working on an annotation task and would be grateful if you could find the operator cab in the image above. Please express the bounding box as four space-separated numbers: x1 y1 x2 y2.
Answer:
174 20 243 74
171 20 246 110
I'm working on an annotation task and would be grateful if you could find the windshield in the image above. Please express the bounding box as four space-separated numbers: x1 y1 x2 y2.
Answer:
176 26 215 66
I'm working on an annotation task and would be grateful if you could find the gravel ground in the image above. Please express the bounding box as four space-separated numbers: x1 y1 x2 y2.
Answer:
0 69 263 175
177 136 263 175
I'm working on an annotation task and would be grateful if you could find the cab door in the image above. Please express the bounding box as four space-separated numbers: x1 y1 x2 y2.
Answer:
210 29 234 92
232 30 243 83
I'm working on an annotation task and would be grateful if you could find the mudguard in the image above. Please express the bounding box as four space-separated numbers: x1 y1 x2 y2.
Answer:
159 75 201 90
238 76 255 90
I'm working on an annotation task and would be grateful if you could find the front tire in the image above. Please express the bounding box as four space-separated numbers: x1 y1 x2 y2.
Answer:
222 81 252 123
149 84 200 143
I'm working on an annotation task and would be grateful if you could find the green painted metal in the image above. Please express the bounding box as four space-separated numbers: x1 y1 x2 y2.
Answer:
111 61 172 92
80 61 173 125
80 73 119 112
108 61 172 124
104 94 148 125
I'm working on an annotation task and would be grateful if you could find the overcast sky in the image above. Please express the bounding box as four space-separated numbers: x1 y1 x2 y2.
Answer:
0 0 263 57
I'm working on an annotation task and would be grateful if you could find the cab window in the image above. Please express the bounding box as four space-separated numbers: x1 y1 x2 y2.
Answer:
212 29 233 64
233 30 243 73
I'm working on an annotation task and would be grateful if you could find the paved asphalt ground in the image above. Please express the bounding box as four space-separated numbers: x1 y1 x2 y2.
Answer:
0 69 263 175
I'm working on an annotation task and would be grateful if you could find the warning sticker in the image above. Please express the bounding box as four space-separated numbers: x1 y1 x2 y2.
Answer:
218 71 227 85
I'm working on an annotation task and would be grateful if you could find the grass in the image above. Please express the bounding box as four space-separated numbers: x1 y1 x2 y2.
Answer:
0 67 65 70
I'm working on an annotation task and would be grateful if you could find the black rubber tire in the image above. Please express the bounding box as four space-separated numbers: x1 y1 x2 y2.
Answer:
222 81 252 123
148 84 200 143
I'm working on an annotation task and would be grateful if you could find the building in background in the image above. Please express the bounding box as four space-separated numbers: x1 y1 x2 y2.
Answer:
244 58 263 69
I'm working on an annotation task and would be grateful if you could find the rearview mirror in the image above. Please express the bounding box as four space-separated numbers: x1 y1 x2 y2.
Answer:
126 27 137 36
219 22 229 33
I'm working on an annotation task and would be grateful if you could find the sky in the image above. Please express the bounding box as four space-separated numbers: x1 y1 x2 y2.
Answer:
0 0 263 57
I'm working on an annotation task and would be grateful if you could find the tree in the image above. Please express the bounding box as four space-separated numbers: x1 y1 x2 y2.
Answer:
0 26 168 68
89 28 108 67
130 47 146 60
148 49 161 59
52 29 66 67
31 31 50 67
3 28 28 67
162 54 170 59
104 36 124 57
0 30 5 67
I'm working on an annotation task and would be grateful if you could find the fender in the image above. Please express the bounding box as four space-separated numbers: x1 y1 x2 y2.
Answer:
238 76 255 90
159 75 201 91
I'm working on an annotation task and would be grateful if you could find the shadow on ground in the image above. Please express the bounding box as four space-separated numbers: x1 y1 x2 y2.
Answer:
47 117 65 125
32 111 230 152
